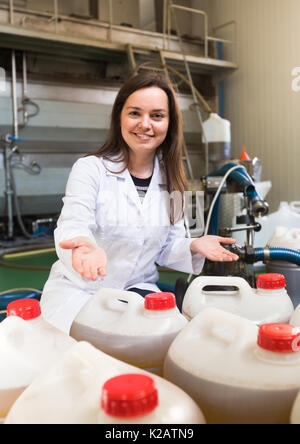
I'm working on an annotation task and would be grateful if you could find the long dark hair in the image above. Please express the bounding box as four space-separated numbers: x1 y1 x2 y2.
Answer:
88 71 187 223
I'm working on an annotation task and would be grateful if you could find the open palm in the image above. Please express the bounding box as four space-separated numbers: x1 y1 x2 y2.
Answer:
60 236 107 281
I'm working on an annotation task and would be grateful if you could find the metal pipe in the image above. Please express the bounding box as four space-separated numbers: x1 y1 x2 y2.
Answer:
162 0 167 50
9 0 14 24
3 143 14 239
53 0 58 33
11 50 18 139
108 0 113 42
22 52 28 126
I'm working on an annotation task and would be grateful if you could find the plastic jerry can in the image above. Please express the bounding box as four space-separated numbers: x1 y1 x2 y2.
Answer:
290 390 300 424
4 341 206 424
182 274 294 325
266 226 300 308
163 308 300 424
289 305 300 327
70 289 188 375
0 299 76 423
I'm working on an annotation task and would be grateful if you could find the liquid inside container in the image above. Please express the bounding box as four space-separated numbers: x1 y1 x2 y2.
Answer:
70 289 188 375
164 308 300 424
5 341 206 425
182 274 294 325
0 299 76 422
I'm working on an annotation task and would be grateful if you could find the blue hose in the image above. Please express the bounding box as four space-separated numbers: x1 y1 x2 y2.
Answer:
254 248 300 266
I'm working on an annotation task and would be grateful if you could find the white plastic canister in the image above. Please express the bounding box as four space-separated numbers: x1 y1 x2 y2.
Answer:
0 299 76 422
253 201 300 248
266 226 300 308
290 390 300 424
164 308 300 424
289 305 300 327
70 289 188 375
5 341 206 424
202 113 231 168
182 274 294 325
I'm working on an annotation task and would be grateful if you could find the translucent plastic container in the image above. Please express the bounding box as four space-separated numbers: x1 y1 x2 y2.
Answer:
5 341 206 425
0 299 76 422
70 289 188 375
164 308 300 424
253 201 300 248
290 390 300 424
266 226 300 308
182 274 294 325
289 306 300 327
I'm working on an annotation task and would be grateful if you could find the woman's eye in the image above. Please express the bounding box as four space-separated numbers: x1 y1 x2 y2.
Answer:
152 114 164 119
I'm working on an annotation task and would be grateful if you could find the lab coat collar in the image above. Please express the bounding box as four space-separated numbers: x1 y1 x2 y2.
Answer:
101 155 166 186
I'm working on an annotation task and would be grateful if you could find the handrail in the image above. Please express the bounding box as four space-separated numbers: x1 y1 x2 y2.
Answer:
5 1 235 61
166 3 208 57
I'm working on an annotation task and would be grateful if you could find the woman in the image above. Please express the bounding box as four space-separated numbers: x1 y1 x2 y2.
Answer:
41 71 238 333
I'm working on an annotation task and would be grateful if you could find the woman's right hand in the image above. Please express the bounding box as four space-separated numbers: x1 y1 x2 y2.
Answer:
59 236 107 281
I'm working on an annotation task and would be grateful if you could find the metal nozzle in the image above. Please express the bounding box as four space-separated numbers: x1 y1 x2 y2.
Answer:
252 200 269 218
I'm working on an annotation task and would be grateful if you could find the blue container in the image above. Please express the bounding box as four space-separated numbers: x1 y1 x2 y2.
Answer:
0 292 41 322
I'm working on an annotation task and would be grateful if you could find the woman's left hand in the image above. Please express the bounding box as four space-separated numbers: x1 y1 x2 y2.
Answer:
190 235 239 262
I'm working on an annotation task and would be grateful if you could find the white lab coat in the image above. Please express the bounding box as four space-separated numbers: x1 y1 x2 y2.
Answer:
41 155 205 333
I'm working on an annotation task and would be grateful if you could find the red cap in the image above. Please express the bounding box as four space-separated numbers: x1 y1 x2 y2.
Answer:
258 323 300 353
257 273 286 290
6 299 41 321
144 292 176 311
101 374 158 418
239 146 251 161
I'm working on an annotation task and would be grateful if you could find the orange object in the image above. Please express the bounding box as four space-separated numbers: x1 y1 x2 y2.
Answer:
240 146 251 161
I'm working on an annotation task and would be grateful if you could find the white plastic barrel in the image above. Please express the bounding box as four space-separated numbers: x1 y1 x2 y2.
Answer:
5 341 206 424
70 289 188 375
0 299 76 423
164 308 300 424
182 274 294 325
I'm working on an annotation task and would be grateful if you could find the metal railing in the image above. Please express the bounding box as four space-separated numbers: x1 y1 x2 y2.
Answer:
164 0 236 62
6 0 236 61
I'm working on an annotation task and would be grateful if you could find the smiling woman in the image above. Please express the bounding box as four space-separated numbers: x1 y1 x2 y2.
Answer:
40 70 238 334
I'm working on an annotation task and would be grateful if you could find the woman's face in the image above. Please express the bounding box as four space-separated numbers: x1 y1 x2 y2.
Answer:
120 86 170 156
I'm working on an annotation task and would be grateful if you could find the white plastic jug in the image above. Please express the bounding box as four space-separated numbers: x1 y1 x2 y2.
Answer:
0 299 76 422
289 307 300 327
290 390 300 424
253 201 300 248
182 274 294 325
164 308 300 424
5 341 206 424
202 113 231 144
70 289 188 375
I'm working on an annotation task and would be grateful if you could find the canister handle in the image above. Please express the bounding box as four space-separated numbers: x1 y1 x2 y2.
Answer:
188 275 253 298
192 307 258 349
